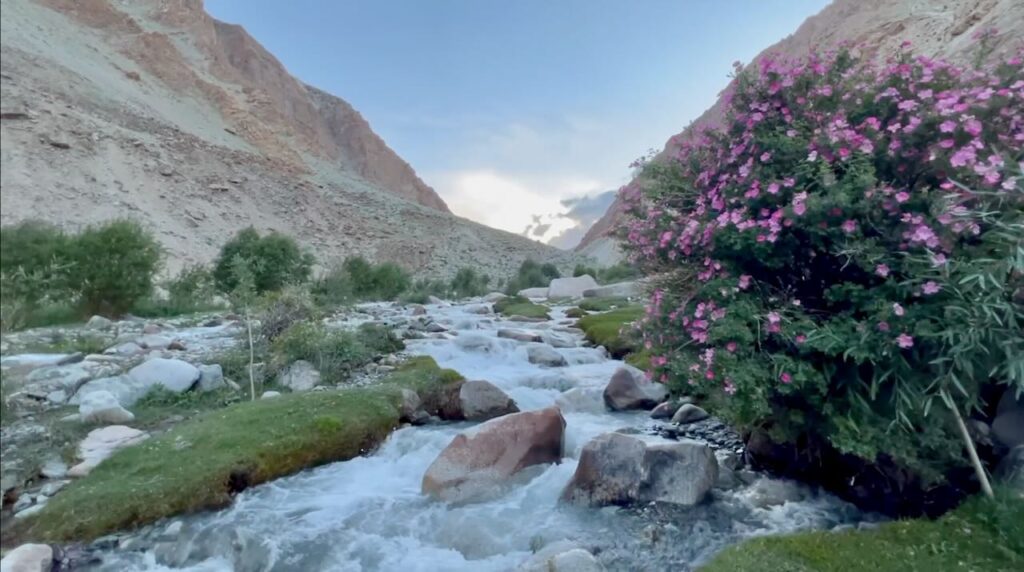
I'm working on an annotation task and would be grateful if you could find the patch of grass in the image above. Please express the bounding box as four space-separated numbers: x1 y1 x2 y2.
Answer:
16 357 463 543
701 490 1024 572
578 297 630 312
577 305 643 358
565 307 589 319
494 296 550 319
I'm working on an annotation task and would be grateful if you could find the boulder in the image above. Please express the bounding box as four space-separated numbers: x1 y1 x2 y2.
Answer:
68 425 149 477
993 390 1024 448
86 315 113 329
197 364 225 392
0 543 53 572
422 407 565 503
671 404 709 425
527 344 568 367
410 305 427 316
136 334 174 350
483 292 507 303
79 390 135 424
519 542 604 572
582 281 639 299
548 275 599 299
128 358 200 394
106 342 143 357
398 389 422 421
541 331 576 348
455 333 496 353
555 387 606 414
459 380 519 421
602 367 667 411
517 287 549 299
466 304 492 315
650 401 680 420
498 329 543 343
141 323 163 335
277 360 321 392
427 295 445 305
561 432 717 507
261 391 281 399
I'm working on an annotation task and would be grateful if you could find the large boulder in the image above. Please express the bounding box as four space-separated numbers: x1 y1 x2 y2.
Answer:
517 287 549 299
518 541 604 572
128 358 200 394
541 331 575 348
197 364 225 392
68 425 149 477
79 390 135 424
498 329 543 343
277 360 321 392
459 380 519 421
0 543 53 572
527 344 568 367
136 334 174 350
582 281 639 298
603 367 667 411
548 275 599 299
561 432 717 507
422 407 565 503
86 315 113 330
671 404 709 425
555 387 606 414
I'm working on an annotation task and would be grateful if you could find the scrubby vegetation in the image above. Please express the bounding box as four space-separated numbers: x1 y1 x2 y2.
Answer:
624 47 1023 488
493 295 550 319
572 262 641 284
577 297 631 312
577 305 644 358
213 227 314 294
504 259 561 294
18 358 463 542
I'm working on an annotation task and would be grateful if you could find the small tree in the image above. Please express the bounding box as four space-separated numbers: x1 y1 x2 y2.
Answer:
227 255 259 401
70 220 162 316
214 227 313 294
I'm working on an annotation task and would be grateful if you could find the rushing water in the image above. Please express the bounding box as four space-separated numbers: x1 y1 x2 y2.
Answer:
82 301 868 571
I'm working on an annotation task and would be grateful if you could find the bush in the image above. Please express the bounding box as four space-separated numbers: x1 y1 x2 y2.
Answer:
213 227 313 294
598 262 641 284
450 267 490 299
357 322 405 355
311 264 355 306
623 47 1024 480
505 259 561 294
271 322 372 384
401 278 450 304
0 221 73 305
313 256 413 304
68 220 162 316
257 287 317 343
573 264 598 278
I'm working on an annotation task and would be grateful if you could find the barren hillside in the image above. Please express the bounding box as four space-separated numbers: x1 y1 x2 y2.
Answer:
577 0 1024 253
0 0 580 277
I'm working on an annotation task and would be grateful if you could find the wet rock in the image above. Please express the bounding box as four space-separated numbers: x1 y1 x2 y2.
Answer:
79 390 135 424
671 404 709 425
498 329 543 343
68 426 149 477
561 432 717 507
398 389 422 422
517 287 549 298
197 364 225 392
141 323 162 335
459 380 519 421
527 344 568 367
743 477 808 508
0 543 53 572
422 407 565 503
555 387 606 414
541 331 575 349
260 391 281 400
277 360 321 392
993 390 1024 448
582 281 639 298
548 275 598 299
86 315 113 330
410 305 427 316
650 401 680 420
466 304 492 315
40 457 68 479
603 367 667 411
106 342 143 356
519 543 604 572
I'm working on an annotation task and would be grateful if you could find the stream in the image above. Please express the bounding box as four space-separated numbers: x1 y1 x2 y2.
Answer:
79 301 870 571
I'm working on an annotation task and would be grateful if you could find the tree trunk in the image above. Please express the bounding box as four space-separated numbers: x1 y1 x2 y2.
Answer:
246 307 256 401
946 391 994 498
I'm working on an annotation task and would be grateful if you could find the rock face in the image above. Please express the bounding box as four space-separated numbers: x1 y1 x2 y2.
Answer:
603 367 667 411
458 380 519 421
79 390 135 424
68 425 149 477
0 543 53 572
561 432 717 507
277 360 321 392
547 275 599 299
422 407 565 503
0 0 582 278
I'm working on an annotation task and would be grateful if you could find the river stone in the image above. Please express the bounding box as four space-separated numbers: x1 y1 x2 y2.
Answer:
519 542 604 572
68 426 149 477
555 387 606 414
459 380 519 421
483 292 507 302
541 331 575 349
261 391 281 399
603 367 667 411
0 543 53 572
129 358 200 394
650 401 681 420
466 304 492 315
277 360 321 392
136 334 173 349
86 315 113 329
561 432 717 507
455 333 496 353
398 389 422 421
527 344 568 367
582 281 639 298
79 390 135 424
672 404 709 425
498 329 543 343
40 457 68 479
106 342 144 357
197 364 225 392
422 407 566 504
410 305 427 316
517 287 549 299
548 275 598 299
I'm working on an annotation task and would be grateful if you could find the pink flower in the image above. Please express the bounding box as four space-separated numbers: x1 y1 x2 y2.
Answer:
931 253 947 267
767 182 780 194
896 333 914 348
760 152 772 162
723 379 737 395
726 341 738 353
841 219 857 234
780 372 792 384
738 275 752 290
939 120 956 133
895 191 910 203
875 264 890 277
893 303 905 316
767 311 781 324
922 281 941 295
793 202 807 216
795 334 807 344
877 321 890 332
964 117 982 137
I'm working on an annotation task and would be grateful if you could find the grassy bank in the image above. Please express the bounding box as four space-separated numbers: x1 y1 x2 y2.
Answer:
15 357 462 543
701 490 1024 572
494 296 550 319
577 305 643 358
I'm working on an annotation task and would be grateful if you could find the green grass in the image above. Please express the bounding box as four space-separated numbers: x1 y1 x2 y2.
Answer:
493 295 550 319
565 307 589 319
577 305 643 358
577 297 631 312
701 490 1024 572
14 357 463 543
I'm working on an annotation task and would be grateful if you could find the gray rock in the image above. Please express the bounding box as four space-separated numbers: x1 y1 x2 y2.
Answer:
39 480 68 496
260 391 281 400
995 445 1024 493
672 404 709 425
106 342 143 356
46 390 68 404
993 390 1024 448
527 344 568 367
197 364 225 392
128 358 200 394
86 315 113 329
277 360 321 392
40 457 68 479
519 542 604 572
398 389 422 421
79 390 135 424
13 504 46 520
498 329 543 343
427 295 445 305
136 334 173 350
582 281 639 298
459 380 519 421
465 304 493 315
483 292 507 303
0 544 53 572
517 287 549 299
68 425 149 477
603 367 667 411
561 432 717 507
555 387 606 414
541 331 576 349
548 275 599 299
650 401 680 420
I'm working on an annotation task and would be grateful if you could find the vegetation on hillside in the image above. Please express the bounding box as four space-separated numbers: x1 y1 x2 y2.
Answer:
504 259 561 294
493 295 551 319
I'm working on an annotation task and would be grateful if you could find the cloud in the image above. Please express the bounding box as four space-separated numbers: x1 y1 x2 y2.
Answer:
522 190 617 249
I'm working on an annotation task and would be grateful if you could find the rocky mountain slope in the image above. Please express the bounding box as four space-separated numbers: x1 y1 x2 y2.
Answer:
577 0 1024 253
0 0 580 277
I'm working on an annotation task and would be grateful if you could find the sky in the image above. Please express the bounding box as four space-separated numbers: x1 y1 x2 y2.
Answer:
205 0 831 248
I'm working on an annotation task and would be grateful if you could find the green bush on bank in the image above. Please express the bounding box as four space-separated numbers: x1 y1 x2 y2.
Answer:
213 227 314 294
504 259 560 295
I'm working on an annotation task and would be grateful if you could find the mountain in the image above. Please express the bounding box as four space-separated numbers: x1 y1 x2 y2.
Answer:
577 0 1024 254
0 0 580 277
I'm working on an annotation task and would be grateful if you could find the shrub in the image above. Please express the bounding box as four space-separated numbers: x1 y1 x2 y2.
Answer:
133 265 222 317
401 278 450 304
68 220 162 316
256 287 317 343
573 264 598 278
504 259 561 294
271 322 372 383
357 322 405 355
0 221 73 303
213 227 313 294
623 47 1023 480
450 267 490 298
598 262 641 284
311 264 355 306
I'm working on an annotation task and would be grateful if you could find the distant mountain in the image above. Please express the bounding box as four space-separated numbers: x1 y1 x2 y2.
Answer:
0 0 580 276
577 0 1024 255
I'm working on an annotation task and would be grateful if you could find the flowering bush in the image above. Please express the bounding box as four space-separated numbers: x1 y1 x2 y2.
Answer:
623 45 1023 478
